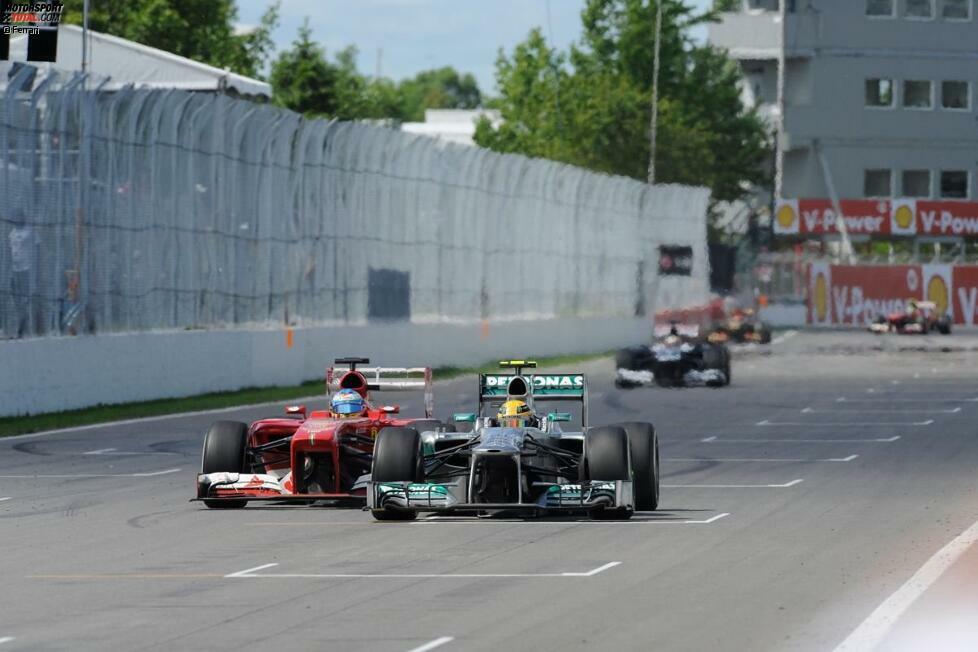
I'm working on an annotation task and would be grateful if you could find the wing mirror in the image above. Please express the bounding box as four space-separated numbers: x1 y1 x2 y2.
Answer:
453 412 477 423
285 404 307 419
381 405 400 414
547 412 572 422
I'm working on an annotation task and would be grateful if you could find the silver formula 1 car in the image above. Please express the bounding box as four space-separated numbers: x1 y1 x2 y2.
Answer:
367 361 659 521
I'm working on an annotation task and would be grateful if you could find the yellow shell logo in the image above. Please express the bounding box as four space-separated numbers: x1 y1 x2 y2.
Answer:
927 275 949 315
776 204 796 229
894 205 914 230
814 273 828 322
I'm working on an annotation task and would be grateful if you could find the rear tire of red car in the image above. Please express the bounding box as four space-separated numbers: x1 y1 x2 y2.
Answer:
201 421 250 509
371 427 422 521
612 422 659 511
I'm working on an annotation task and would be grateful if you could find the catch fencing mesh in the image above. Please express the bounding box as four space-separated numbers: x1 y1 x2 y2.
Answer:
0 68 710 338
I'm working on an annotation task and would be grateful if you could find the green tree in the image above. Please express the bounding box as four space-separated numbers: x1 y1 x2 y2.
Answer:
269 20 339 117
62 0 280 79
397 68 482 122
475 0 770 206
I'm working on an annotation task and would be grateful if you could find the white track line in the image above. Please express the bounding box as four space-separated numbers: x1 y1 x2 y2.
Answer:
833 517 978 652
838 397 978 403
226 561 622 579
225 563 279 578
803 406 961 414
82 448 177 456
667 455 857 463
757 419 933 427
0 497 11 503
412 514 731 525
407 637 454 652
664 479 803 489
771 329 798 345
703 436 900 443
0 638 14 646
0 468 181 478
131 468 182 477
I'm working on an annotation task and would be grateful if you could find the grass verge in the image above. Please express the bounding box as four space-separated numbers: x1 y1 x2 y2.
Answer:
0 350 613 438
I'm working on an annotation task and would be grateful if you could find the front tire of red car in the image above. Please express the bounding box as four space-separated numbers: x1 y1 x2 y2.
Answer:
201 421 250 509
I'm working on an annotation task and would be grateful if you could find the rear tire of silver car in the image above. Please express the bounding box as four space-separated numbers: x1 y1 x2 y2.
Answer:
613 422 659 511
371 427 422 521
201 421 249 509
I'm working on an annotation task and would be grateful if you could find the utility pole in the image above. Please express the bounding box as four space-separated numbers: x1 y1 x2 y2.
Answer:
81 0 89 74
774 0 785 200
647 0 662 185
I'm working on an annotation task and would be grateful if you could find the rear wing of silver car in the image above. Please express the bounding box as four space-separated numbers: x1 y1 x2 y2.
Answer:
476 360 588 428
327 358 434 417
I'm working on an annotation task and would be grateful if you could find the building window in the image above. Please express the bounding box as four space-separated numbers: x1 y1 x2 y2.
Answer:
942 0 972 20
905 0 935 18
902 170 931 197
903 80 933 108
941 171 969 198
867 0 896 17
865 79 894 107
941 81 970 109
865 169 893 197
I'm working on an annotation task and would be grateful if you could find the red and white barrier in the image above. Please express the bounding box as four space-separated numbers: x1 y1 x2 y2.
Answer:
806 263 978 326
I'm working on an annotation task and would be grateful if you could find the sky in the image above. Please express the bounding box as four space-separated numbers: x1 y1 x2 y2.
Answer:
236 0 714 93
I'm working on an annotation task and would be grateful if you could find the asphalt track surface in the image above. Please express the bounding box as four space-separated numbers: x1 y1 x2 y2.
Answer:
3 330 978 651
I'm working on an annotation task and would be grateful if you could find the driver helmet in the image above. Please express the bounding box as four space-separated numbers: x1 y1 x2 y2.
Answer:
664 334 681 346
331 389 366 417
498 399 533 428
907 297 919 312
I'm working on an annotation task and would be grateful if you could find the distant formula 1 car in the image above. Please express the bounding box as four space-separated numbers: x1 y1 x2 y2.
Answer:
707 308 772 345
367 360 659 520
194 357 451 508
615 324 731 388
869 301 952 335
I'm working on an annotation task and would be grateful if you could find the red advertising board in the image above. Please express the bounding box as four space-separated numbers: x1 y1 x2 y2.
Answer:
826 265 919 325
776 199 978 238
798 200 891 236
807 264 978 326
916 202 978 237
952 266 978 326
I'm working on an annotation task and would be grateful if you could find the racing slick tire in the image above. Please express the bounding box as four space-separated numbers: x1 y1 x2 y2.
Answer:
584 426 633 520
702 345 731 387
371 427 423 521
614 348 643 389
937 319 952 335
201 420 250 509
758 328 772 344
612 422 659 511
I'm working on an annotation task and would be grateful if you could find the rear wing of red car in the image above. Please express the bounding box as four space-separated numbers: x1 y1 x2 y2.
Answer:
327 360 434 417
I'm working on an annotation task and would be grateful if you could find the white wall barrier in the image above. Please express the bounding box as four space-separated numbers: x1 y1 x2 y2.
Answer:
0 316 651 417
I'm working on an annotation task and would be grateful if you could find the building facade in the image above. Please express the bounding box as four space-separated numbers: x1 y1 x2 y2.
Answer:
710 0 978 240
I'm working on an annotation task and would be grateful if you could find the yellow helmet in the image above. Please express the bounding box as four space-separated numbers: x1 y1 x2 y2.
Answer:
498 399 533 428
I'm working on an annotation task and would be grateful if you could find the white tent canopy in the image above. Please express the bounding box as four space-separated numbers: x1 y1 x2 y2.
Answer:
2 24 270 99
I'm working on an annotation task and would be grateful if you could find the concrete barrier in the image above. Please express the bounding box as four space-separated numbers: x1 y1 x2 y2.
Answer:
0 317 652 417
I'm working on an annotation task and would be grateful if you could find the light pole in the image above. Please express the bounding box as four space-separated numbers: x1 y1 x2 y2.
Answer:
647 0 662 185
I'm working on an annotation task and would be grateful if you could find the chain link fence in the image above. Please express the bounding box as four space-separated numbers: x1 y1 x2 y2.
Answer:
0 67 710 339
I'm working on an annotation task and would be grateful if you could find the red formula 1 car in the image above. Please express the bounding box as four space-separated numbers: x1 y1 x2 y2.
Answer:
869 301 952 335
194 357 450 508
